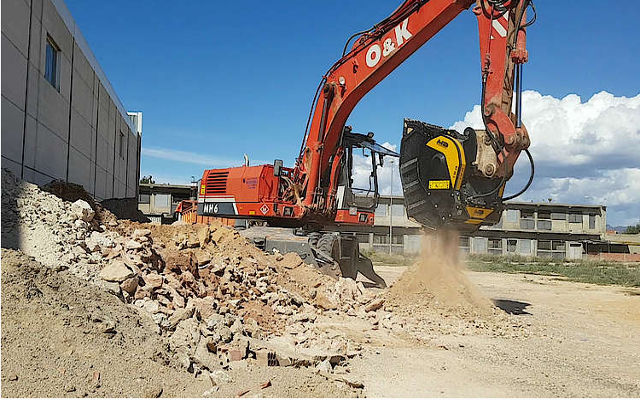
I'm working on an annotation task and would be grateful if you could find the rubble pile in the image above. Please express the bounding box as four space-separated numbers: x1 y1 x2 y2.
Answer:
0 168 391 378
1 170 116 280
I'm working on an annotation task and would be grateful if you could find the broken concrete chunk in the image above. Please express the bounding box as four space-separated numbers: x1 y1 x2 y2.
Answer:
316 359 332 373
364 298 385 313
197 253 212 266
120 276 139 295
125 240 143 250
144 273 163 289
71 199 95 222
198 226 211 246
99 260 135 283
168 307 195 329
133 228 152 238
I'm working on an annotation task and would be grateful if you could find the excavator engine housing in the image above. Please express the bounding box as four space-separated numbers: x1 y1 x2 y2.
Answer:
399 118 504 232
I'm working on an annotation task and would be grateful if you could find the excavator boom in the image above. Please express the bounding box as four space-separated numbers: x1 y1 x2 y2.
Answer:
183 0 535 282
292 0 533 230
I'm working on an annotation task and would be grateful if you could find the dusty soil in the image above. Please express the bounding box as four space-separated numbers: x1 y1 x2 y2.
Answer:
0 249 209 397
2 171 638 397
0 250 360 398
352 265 640 397
3 246 639 397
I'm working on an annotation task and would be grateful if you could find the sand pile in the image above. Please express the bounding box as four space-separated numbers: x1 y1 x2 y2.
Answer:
389 230 491 312
385 230 528 338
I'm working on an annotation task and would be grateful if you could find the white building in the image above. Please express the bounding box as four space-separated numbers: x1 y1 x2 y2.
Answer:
356 196 608 260
2 0 141 200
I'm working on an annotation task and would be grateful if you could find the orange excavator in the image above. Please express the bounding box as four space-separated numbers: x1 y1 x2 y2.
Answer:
178 0 536 284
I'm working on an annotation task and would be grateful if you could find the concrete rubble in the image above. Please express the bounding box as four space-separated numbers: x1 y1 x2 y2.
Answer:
0 168 397 380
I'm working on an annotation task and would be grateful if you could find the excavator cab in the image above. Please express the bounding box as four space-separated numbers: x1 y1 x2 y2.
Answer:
334 127 399 224
399 119 504 232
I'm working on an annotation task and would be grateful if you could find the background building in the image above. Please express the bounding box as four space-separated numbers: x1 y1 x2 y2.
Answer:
356 195 624 260
138 183 195 223
2 0 141 200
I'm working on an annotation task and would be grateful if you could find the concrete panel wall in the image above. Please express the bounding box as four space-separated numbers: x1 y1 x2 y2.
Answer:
1 0 140 201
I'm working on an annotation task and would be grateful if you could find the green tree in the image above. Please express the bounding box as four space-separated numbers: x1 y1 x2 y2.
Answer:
625 223 640 234
140 175 155 184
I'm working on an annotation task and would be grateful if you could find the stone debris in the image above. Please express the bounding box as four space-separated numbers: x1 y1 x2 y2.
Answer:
0 168 397 378
71 199 95 222
99 260 136 283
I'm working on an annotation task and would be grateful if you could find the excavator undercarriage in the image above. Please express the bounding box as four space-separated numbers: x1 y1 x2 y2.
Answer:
238 226 387 287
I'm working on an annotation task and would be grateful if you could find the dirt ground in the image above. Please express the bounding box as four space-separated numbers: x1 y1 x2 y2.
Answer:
3 247 639 397
0 250 359 398
352 265 640 397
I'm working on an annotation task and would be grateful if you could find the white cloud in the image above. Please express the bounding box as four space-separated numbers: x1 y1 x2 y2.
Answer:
451 90 640 226
451 90 640 169
142 147 244 167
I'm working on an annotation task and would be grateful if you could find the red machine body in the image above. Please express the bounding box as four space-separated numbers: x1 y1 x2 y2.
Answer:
198 164 375 227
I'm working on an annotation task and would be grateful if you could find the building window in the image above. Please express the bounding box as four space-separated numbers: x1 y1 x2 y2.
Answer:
373 234 388 245
552 241 566 251
460 236 470 254
45 35 60 90
519 239 532 254
505 209 519 223
154 194 171 209
520 210 535 230
119 132 125 159
537 240 566 259
537 219 552 230
374 205 387 217
537 211 552 230
460 236 470 247
488 238 502 254
373 234 403 245
589 214 596 230
537 240 551 251
538 211 551 220
139 193 150 204
391 204 405 217
568 213 582 223
356 233 370 244
506 239 517 252
551 212 566 220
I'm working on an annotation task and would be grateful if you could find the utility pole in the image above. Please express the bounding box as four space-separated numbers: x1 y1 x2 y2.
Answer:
389 159 394 254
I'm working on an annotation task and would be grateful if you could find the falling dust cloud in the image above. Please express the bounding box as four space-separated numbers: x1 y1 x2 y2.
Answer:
389 229 492 314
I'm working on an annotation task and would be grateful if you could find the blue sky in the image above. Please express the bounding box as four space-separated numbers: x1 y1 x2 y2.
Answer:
66 1 640 225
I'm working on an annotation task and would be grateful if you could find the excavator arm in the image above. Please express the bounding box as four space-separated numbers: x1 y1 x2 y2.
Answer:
295 0 533 229
193 0 535 232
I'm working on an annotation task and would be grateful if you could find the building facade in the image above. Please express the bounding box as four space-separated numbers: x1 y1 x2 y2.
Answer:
357 196 608 260
2 0 140 200
138 183 195 223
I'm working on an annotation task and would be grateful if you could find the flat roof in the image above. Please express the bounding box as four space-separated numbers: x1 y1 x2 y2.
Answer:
378 195 605 210
139 183 194 189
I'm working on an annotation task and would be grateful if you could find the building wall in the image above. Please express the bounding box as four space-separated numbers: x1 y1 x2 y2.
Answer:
1 0 140 200
357 197 607 260
138 183 195 219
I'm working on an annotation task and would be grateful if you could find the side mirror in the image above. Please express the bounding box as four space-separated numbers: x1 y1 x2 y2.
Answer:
273 159 283 177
